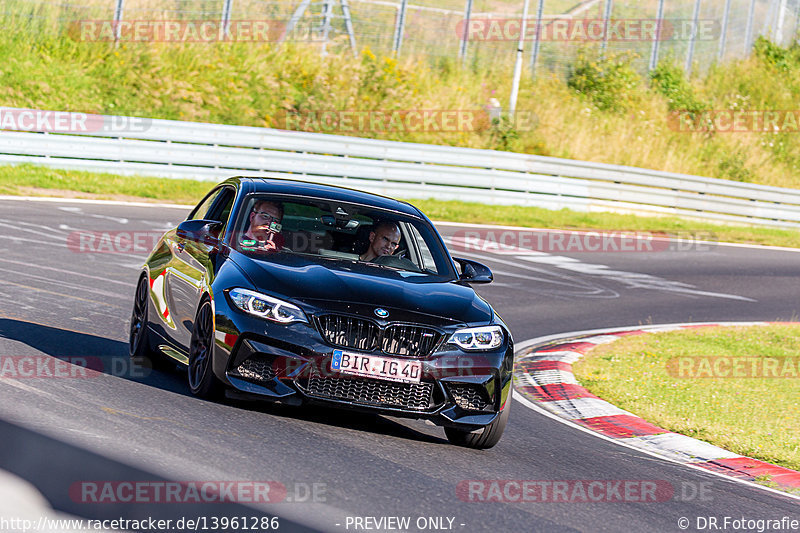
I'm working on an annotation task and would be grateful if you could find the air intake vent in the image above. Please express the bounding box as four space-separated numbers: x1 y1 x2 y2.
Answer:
233 355 276 383
303 373 433 410
448 384 491 411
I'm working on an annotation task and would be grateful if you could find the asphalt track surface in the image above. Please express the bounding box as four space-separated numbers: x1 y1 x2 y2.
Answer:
0 197 798 532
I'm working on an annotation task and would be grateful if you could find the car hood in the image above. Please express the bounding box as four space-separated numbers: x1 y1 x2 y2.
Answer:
230 252 493 325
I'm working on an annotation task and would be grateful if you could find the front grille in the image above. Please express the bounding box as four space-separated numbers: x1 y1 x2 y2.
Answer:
232 355 276 383
316 314 442 357
448 384 490 411
304 373 433 410
317 315 379 351
382 325 440 357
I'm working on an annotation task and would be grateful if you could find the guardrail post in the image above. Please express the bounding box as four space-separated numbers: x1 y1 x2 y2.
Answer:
529 0 545 76
744 0 756 54
392 0 408 56
221 0 233 39
510 0 531 118
775 0 787 44
685 0 702 76
340 0 358 58
649 0 666 71
601 0 613 57
717 0 731 61
279 0 311 44
113 0 125 44
321 0 333 56
459 0 473 65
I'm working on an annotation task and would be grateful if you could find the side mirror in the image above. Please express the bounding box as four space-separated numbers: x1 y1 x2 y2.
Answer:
176 219 223 245
453 257 493 284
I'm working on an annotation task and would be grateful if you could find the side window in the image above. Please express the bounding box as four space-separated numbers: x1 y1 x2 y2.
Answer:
206 187 235 225
403 222 439 274
189 188 223 221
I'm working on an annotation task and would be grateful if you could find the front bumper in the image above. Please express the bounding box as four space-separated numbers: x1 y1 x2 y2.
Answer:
212 300 514 429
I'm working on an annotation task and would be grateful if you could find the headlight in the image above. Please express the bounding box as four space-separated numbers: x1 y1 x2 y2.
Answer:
448 325 504 351
228 288 308 324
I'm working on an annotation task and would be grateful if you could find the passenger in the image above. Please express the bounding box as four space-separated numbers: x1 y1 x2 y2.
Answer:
360 221 400 262
241 199 284 251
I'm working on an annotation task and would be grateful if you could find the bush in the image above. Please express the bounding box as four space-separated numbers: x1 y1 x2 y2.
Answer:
566 51 642 112
649 60 708 114
753 36 800 72
717 153 754 183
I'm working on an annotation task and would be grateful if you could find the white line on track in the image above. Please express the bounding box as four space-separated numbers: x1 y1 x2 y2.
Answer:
453 245 753 301
434 220 800 254
0 220 70 240
0 266 128 301
58 206 129 224
0 234 67 248
0 219 71 239
0 278 124 309
0 257 130 286
0 195 190 209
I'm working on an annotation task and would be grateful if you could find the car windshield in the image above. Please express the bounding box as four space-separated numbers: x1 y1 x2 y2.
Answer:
232 194 455 277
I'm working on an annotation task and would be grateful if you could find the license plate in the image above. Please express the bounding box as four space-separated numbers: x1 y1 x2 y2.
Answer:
330 349 422 384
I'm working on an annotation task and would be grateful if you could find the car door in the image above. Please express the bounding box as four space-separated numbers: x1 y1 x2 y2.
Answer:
166 186 235 351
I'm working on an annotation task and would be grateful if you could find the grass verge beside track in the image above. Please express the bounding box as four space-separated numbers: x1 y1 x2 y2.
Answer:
572 324 800 476
4 164 800 248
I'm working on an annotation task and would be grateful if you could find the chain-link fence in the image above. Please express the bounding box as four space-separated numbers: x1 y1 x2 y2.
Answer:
3 0 800 76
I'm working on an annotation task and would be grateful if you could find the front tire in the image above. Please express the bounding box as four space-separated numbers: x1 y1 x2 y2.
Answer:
188 299 223 399
129 275 154 361
444 400 510 449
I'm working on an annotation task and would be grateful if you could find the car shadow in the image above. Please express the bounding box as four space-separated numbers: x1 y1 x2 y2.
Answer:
226 397 449 445
0 318 449 446
0 418 316 531
0 318 188 395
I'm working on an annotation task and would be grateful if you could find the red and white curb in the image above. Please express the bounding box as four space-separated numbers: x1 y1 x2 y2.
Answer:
512 322 800 497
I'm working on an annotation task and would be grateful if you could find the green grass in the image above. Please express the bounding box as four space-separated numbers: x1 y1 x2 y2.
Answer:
573 325 800 472
4 163 800 248
0 164 211 204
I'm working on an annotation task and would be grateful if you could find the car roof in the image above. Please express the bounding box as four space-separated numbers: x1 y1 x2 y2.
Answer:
229 176 423 217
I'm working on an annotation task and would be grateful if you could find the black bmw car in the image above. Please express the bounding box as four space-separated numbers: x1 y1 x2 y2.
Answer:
129 177 513 448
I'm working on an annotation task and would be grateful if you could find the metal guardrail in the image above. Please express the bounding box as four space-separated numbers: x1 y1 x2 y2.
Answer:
1 108 800 228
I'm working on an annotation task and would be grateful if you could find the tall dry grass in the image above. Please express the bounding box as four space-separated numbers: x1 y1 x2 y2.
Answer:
1 6 800 189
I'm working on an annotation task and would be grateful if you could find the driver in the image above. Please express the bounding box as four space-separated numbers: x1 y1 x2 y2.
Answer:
360 220 400 262
241 199 285 252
